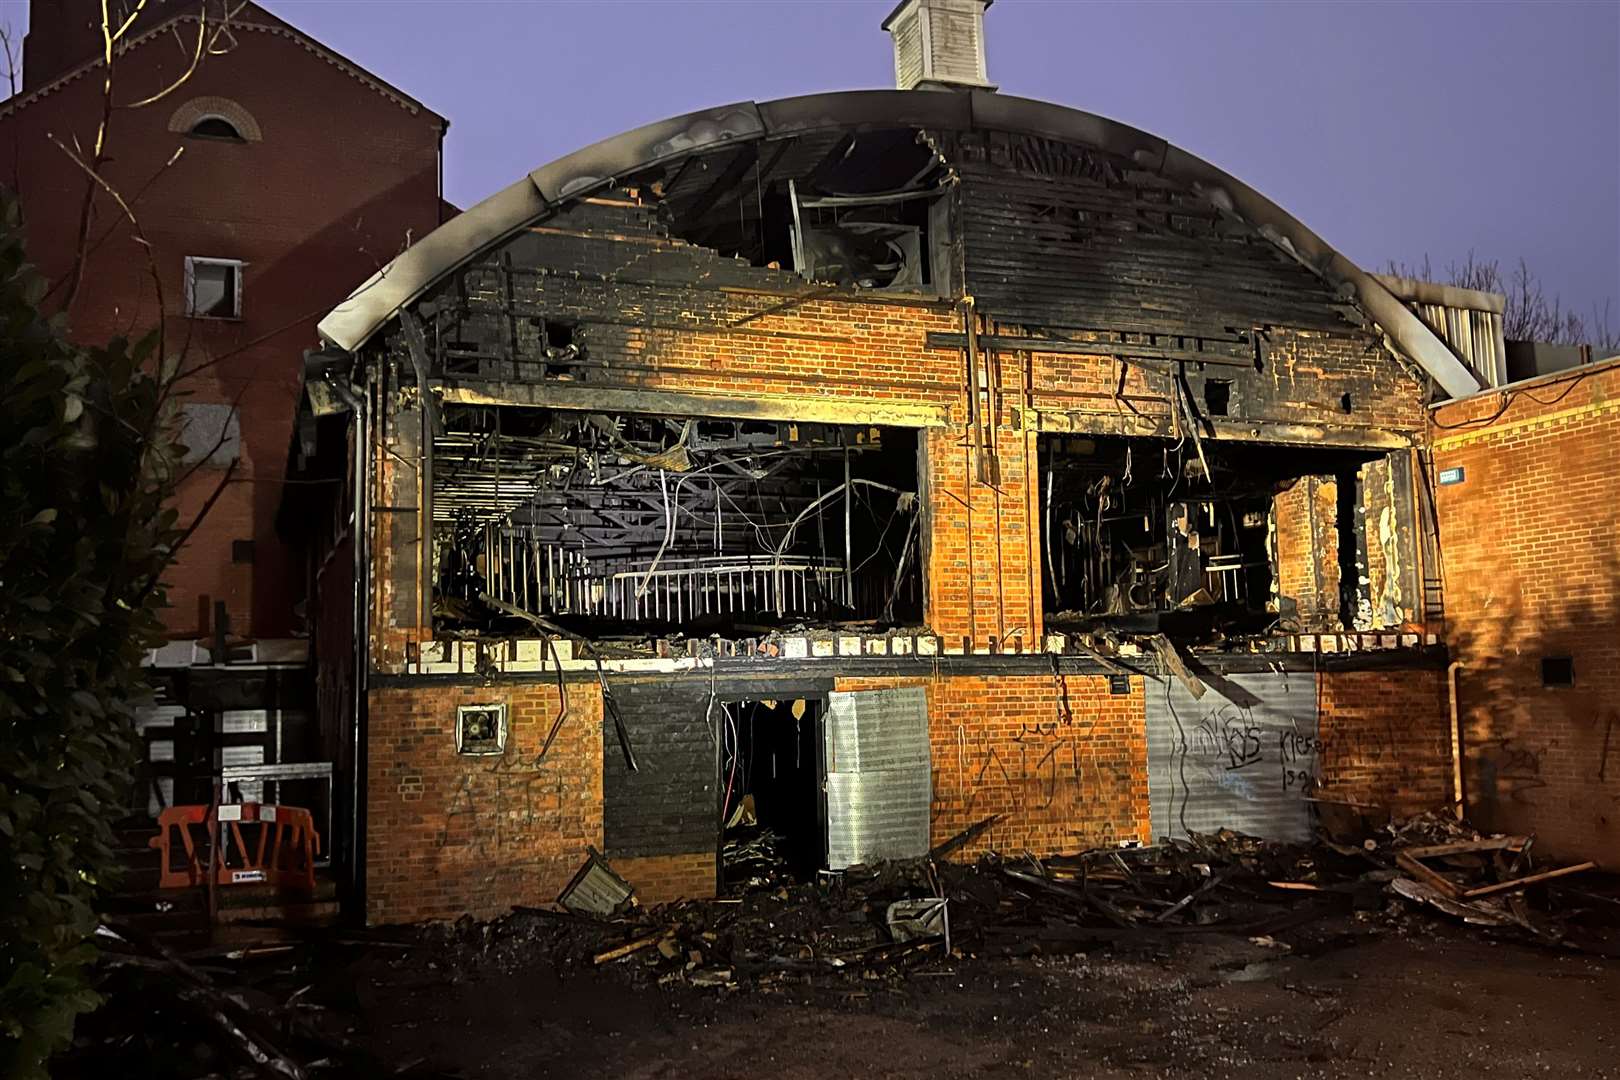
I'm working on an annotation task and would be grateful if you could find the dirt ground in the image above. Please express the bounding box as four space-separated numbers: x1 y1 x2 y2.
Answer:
348 917 1618 1079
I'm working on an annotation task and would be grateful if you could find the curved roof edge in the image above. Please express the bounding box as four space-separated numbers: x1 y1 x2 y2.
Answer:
316 89 1481 398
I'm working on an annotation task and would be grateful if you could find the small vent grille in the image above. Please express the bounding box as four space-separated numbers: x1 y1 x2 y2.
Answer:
929 9 983 83
893 12 925 90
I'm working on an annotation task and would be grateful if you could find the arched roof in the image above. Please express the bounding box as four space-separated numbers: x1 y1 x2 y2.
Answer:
316 89 1480 397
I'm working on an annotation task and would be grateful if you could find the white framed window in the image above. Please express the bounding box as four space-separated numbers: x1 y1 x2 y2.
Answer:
184 256 243 319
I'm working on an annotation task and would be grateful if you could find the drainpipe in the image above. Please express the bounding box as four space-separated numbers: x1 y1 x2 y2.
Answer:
1447 660 1465 821
329 376 370 914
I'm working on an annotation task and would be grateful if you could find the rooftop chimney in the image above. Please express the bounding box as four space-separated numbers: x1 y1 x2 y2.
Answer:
882 0 994 92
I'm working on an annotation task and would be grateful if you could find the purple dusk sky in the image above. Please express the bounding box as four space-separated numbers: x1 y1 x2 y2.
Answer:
11 0 1620 324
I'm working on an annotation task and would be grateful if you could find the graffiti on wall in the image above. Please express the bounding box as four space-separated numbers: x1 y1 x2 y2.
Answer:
1147 673 1321 843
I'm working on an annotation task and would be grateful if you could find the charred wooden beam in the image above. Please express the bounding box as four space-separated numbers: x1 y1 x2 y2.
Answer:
926 331 1257 369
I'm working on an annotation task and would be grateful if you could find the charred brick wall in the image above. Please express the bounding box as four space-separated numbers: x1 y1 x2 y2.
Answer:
1272 476 1341 629
836 673 1152 857
1431 359 1620 863
368 176 1433 662
922 426 1042 647
601 680 718 881
366 681 603 924
1316 668 1452 816
611 852 717 907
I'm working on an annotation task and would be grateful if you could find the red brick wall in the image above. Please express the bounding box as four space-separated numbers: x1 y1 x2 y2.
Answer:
923 426 1042 647
837 673 1152 858
1272 475 1341 629
1316 668 1452 816
366 682 603 924
613 852 716 907
2 12 443 638
1431 359 1620 863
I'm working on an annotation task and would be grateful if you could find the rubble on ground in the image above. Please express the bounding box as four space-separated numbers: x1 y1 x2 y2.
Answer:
55 810 1615 1078
432 811 1616 996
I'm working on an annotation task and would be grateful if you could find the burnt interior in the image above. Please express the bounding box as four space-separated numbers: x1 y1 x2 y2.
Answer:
432 406 923 637
647 127 950 294
1040 434 1380 637
720 698 825 890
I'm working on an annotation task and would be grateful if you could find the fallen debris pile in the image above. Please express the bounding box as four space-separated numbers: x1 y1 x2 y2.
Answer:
430 812 1615 996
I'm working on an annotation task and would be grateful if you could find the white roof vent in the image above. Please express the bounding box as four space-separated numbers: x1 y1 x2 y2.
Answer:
882 0 995 92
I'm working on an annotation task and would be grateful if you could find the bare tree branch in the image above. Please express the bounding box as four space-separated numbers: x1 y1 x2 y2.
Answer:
49 133 169 363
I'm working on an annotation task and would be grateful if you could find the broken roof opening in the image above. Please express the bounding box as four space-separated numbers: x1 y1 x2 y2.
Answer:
639 127 954 295
315 92 1482 398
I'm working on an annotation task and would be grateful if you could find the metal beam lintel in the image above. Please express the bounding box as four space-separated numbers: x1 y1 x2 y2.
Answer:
435 380 950 429
1033 408 1416 450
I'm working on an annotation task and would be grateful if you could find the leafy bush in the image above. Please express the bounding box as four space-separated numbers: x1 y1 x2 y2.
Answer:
0 194 182 1077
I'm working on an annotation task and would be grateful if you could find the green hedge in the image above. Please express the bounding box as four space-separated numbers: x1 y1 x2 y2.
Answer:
0 194 183 1078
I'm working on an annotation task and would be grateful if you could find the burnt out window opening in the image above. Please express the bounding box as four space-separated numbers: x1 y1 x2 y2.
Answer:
720 698 825 890
1039 434 1379 644
431 406 924 639
1336 469 1373 631
647 128 952 295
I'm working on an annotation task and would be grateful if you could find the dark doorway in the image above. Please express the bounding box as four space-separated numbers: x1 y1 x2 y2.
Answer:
719 698 825 892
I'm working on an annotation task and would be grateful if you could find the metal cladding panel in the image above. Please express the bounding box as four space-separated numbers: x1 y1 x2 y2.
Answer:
824 687 931 869
1146 673 1321 843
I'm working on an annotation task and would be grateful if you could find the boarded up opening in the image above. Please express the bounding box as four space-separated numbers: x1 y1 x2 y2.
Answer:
824 686 931 868
1146 672 1321 842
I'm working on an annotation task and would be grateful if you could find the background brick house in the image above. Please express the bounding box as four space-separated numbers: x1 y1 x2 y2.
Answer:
0 0 446 838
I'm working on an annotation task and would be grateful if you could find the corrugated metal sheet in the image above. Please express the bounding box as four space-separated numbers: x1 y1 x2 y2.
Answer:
1413 303 1506 387
1146 673 1321 843
824 686 931 868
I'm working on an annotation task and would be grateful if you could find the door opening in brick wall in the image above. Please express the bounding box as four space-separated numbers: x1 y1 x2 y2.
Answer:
433 406 923 639
718 698 826 892
1038 434 1385 647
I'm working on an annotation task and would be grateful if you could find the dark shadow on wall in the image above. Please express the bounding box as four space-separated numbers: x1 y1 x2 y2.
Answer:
1448 539 1620 863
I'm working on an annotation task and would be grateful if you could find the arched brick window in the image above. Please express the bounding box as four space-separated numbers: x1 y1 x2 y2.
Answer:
168 97 262 143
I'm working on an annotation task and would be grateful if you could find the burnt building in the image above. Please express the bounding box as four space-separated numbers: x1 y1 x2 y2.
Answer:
298 1 1609 924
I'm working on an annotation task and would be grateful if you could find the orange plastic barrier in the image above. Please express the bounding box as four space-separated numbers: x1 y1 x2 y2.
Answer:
149 803 321 891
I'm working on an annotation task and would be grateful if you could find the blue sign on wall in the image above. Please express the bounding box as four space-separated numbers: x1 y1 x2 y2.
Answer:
1438 466 1465 486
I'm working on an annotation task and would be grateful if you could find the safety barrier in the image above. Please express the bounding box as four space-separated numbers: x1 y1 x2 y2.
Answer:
149 803 321 891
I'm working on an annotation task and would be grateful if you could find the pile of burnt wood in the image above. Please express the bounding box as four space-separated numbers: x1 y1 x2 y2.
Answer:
481 811 1614 992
